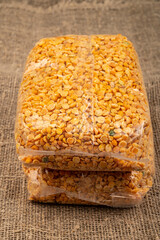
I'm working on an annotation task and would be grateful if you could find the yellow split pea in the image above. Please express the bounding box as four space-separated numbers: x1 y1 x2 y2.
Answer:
15 34 153 171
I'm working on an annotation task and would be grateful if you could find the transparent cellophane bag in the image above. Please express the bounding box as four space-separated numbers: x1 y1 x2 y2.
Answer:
23 164 154 207
15 35 154 172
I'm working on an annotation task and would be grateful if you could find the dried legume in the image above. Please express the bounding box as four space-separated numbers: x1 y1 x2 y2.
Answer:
15 35 154 171
23 166 153 207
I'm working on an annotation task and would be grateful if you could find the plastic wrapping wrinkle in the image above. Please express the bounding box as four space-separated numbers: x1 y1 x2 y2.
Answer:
15 34 155 171
23 166 153 207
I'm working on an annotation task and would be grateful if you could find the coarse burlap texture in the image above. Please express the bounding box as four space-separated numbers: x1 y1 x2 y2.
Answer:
0 0 160 239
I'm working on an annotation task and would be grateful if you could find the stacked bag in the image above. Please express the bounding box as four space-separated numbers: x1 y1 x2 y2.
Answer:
15 35 155 207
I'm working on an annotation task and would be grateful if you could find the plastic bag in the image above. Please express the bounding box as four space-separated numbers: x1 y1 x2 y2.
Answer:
23 166 153 207
15 35 154 171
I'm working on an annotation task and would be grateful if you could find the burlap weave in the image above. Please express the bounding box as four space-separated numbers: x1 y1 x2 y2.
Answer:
0 0 160 239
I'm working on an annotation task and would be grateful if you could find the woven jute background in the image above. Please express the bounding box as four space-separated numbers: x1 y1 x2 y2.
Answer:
0 0 160 239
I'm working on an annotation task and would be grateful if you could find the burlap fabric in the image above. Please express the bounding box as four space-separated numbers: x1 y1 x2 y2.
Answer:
0 0 160 239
